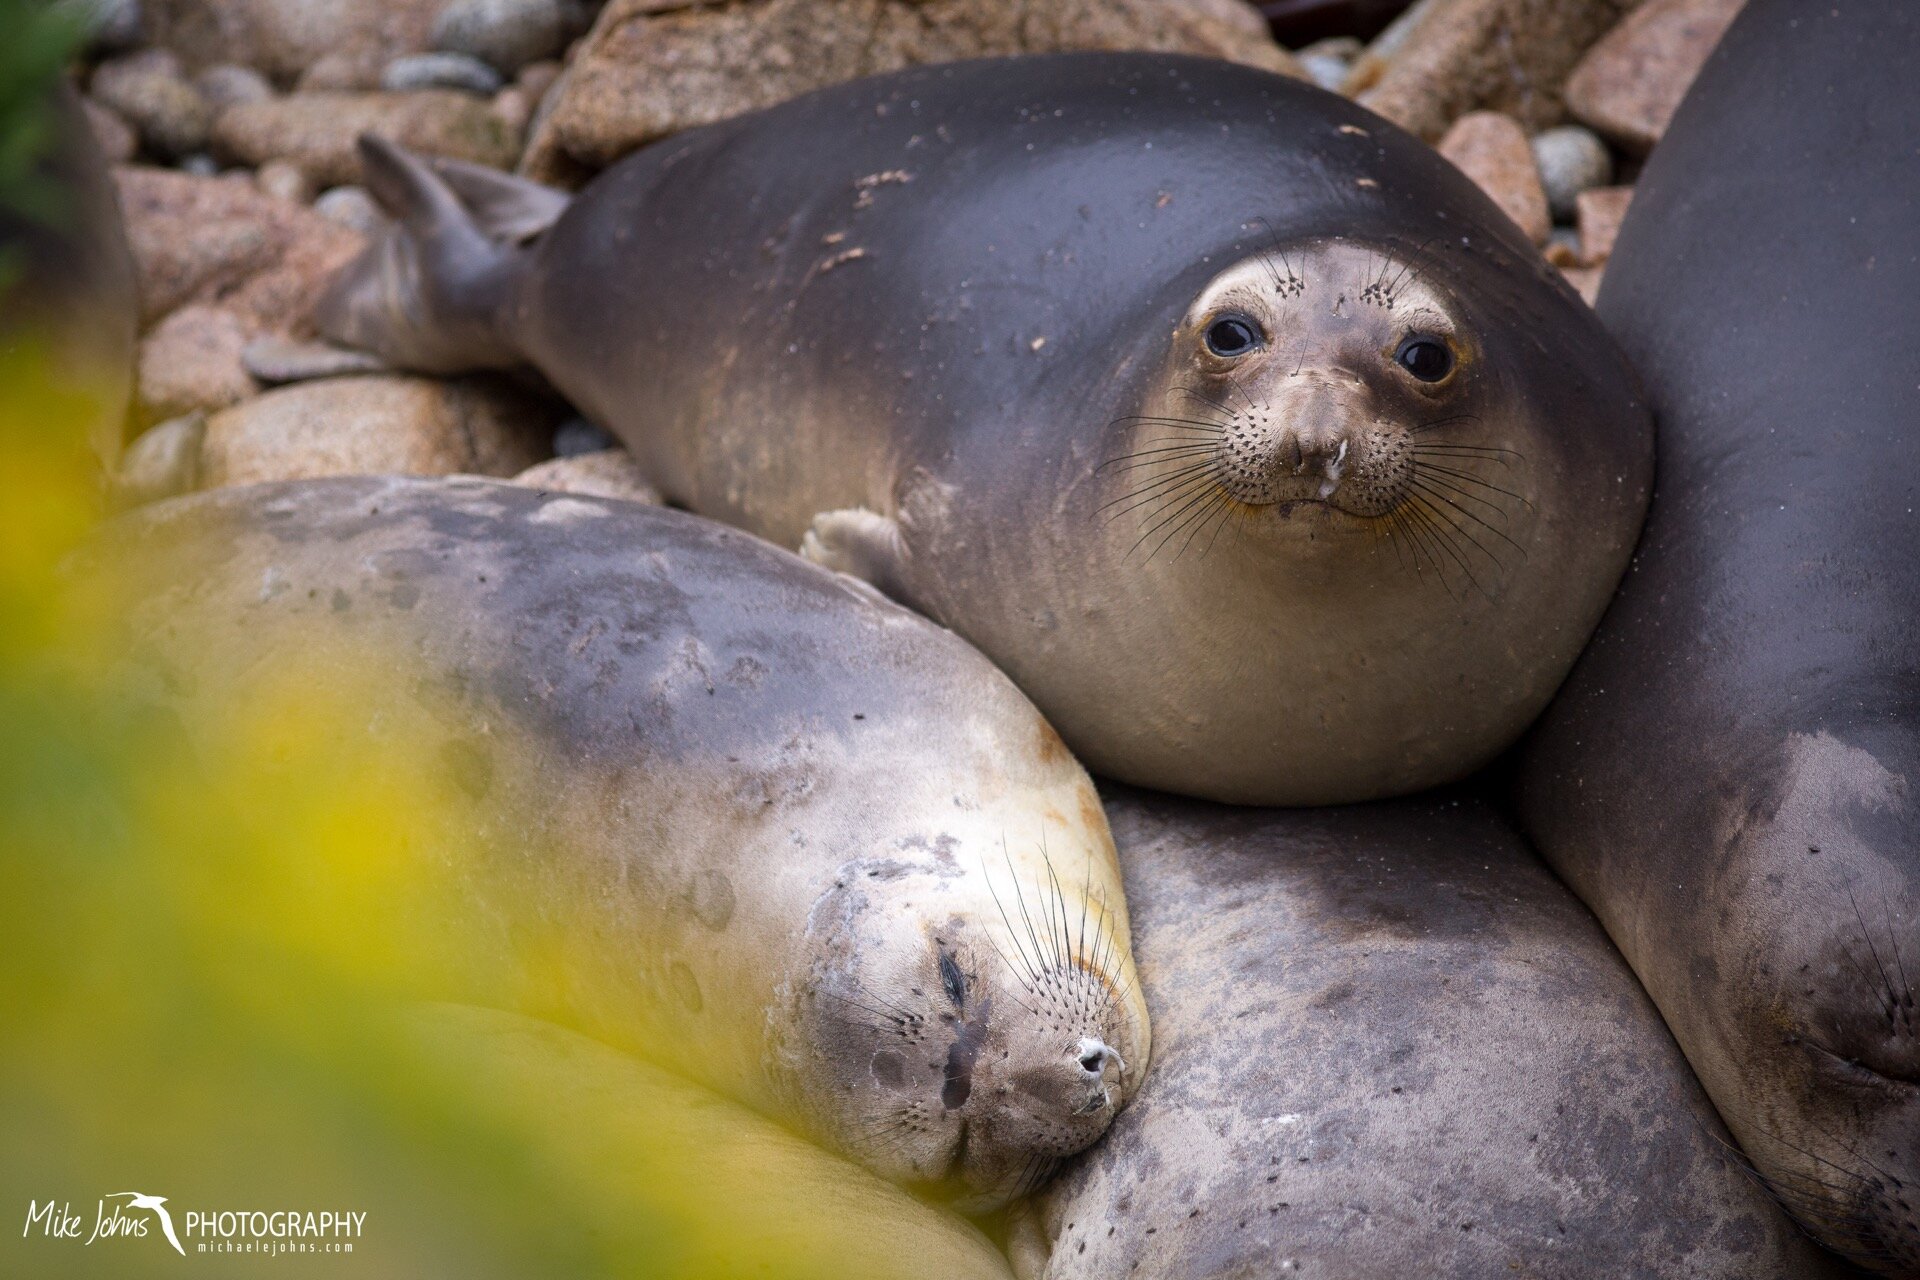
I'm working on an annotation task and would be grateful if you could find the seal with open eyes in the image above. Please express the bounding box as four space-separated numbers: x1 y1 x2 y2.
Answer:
1008 788 1849 1279
1519 3 1920 1273
317 52 1652 807
93 475 1149 1212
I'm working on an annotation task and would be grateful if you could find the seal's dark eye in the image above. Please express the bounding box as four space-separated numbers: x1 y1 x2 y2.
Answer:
1395 334 1455 383
1204 315 1261 358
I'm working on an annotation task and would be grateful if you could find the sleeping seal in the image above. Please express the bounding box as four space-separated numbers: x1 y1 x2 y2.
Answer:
317 53 1653 806
92 476 1148 1210
1518 3 1920 1272
1009 789 1848 1278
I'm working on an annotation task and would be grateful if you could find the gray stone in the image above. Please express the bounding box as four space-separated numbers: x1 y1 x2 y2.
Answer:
111 411 204 510
199 374 553 489
431 0 568 74
255 159 311 204
552 416 616 457
90 48 212 158
382 51 505 96
313 185 383 236
194 62 274 108
527 0 1302 179
178 153 220 176
512 449 661 505
1348 0 1636 141
142 0 442 84
135 304 259 425
1532 124 1613 223
210 90 523 188
80 0 145 55
1298 53 1350 93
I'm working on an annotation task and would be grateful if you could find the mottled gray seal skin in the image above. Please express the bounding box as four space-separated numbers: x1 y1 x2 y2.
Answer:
2 83 138 466
94 476 1148 1211
1009 789 1847 1279
317 53 1652 806
1516 3 1920 1273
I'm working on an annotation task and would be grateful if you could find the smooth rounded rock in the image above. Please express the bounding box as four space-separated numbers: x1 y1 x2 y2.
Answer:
193 62 274 108
1436 109 1550 245
89 48 211 158
134 303 258 425
512 448 661 504
198 374 551 487
381 51 505 96
109 411 204 509
1531 123 1613 223
211 90 522 188
431 0 568 74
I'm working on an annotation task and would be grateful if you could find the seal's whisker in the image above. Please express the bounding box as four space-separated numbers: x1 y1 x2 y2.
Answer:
1167 490 1233 563
1415 442 1522 464
1414 462 1536 510
1132 480 1228 562
1407 490 1508 590
1401 499 1478 601
1105 471 1219 528
1408 477 1527 559
1099 463 1218 516
1112 412 1231 431
1410 413 1481 435
1410 466 1521 523
1173 385 1242 419
1097 444 1219 474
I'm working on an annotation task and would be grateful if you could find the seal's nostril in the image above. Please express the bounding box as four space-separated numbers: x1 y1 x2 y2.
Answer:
1075 1037 1122 1078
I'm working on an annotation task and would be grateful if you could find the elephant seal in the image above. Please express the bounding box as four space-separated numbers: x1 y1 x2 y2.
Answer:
1008 789 1847 1278
1517 3 1920 1272
93 476 1148 1210
1 80 138 468
316 52 1653 806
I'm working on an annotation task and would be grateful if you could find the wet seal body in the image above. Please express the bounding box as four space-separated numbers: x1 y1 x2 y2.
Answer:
318 53 1652 806
1518 3 1920 1272
97 476 1148 1210
1010 789 1847 1279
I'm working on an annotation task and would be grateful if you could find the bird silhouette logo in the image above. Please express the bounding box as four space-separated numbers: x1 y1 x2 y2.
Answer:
106 1192 185 1256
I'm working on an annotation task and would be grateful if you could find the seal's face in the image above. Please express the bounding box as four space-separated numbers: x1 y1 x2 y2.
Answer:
797 864 1141 1213
1127 239 1498 550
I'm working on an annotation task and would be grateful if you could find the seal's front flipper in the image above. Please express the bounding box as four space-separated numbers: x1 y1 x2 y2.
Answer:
315 136 570 375
801 508 909 599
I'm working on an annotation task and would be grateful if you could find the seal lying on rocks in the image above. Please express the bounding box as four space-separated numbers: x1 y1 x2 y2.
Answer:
317 52 1652 806
1519 2 1920 1272
94 476 1148 1211
1010 788 1849 1279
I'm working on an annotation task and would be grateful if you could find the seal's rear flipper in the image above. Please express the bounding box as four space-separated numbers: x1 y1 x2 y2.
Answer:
315 135 570 375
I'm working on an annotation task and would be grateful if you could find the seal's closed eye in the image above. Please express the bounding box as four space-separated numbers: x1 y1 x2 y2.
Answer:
1395 334 1454 382
1205 315 1262 357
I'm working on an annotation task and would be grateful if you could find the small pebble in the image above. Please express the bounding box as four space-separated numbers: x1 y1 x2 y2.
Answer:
297 50 384 93
255 159 312 205
111 411 204 510
80 0 143 56
1575 186 1635 266
195 63 273 110
1296 37 1363 62
553 417 616 457
242 335 390 385
432 0 567 75
490 86 532 135
1532 125 1614 223
313 186 384 236
89 48 210 158
178 153 220 177
382 52 506 97
1298 54 1351 94
1543 228 1583 268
